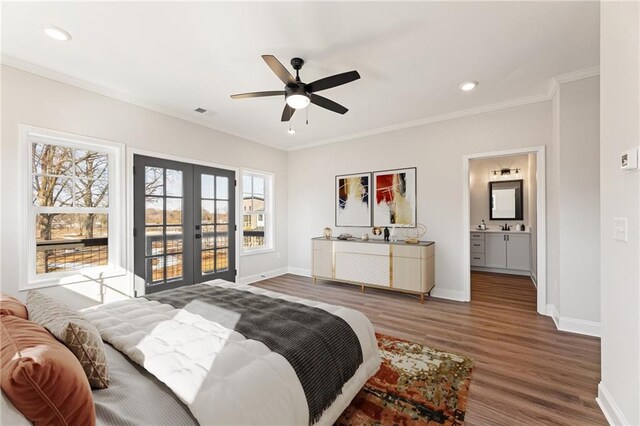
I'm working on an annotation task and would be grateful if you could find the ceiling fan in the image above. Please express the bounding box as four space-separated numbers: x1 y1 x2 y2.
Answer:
230 55 360 122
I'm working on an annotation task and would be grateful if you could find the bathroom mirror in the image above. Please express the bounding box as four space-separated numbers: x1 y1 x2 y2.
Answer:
489 179 523 220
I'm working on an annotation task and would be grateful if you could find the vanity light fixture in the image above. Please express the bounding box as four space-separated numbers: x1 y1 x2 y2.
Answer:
491 167 521 179
459 80 478 91
43 25 72 41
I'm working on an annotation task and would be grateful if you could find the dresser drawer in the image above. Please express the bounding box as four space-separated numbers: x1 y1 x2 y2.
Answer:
470 240 485 253
470 253 485 266
470 232 485 240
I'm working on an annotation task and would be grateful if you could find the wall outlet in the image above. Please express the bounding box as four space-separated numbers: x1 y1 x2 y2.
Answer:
613 217 628 242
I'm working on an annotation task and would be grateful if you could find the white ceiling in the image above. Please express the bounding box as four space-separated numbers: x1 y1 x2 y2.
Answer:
1 2 600 150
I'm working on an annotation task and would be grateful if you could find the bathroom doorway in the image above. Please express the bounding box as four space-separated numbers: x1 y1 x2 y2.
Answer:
462 146 547 314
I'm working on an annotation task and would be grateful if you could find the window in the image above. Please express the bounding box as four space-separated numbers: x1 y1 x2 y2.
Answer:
23 127 123 286
242 171 273 253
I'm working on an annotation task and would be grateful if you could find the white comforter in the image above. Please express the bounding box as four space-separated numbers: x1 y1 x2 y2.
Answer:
83 280 380 425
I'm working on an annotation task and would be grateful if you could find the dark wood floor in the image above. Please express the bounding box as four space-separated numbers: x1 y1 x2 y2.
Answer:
252 272 605 425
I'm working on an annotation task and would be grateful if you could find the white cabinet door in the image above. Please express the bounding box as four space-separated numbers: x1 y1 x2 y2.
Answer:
506 234 530 271
485 234 507 268
312 249 333 278
392 256 421 291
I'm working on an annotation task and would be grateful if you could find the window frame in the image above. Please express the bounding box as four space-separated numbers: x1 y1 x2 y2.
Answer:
240 168 274 256
20 125 125 289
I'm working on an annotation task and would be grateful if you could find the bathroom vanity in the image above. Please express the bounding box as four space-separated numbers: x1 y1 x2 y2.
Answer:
470 229 530 275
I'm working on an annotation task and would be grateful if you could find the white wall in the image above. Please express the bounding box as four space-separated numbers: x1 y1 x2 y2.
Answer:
547 77 601 333
1 66 289 307
469 154 530 229
288 101 552 301
598 1 640 424
558 77 601 326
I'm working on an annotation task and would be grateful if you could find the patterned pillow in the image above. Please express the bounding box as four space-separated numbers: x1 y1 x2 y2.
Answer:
26 291 109 389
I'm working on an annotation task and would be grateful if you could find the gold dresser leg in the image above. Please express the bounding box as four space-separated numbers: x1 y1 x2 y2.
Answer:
313 277 317 285
420 294 425 304
361 285 365 294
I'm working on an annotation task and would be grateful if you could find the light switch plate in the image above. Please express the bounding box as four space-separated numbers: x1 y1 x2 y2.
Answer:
613 217 628 242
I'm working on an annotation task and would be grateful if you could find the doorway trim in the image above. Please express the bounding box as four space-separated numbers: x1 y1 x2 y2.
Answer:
126 147 240 297
462 145 547 315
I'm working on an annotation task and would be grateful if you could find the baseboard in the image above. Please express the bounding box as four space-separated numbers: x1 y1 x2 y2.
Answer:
470 266 530 276
287 267 311 277
430 288 467 302
238 267 288 285
530 272 538 288
558 316 601 337
597 382 631 426
546 304 560 328
545 304 600 337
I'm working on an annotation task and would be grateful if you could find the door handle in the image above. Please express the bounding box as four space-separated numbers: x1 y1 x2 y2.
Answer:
195 234 201 239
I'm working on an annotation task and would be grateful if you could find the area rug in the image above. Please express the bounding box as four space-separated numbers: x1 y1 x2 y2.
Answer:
336 333 474 426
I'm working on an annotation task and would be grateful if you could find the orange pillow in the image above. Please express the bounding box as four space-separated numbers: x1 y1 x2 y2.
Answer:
0 292 28 319
0 315 96 426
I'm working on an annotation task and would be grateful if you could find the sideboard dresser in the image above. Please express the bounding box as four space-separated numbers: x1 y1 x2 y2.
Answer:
311 237 435 302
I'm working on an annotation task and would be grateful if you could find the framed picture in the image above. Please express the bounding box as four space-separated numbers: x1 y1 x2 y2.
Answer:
335 172 372 227
372 167 417 227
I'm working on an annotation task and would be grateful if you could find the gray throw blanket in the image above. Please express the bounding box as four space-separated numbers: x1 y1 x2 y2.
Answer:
144 284 363 424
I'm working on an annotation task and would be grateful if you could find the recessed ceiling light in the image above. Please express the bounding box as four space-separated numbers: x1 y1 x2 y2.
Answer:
287 128 296 135
459 81 478 91
43 25 72 41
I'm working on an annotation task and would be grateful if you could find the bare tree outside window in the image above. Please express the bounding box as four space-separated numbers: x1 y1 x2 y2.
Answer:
32 141 112 274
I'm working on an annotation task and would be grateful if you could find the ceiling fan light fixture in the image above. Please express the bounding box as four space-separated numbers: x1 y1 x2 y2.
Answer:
285 93 310 110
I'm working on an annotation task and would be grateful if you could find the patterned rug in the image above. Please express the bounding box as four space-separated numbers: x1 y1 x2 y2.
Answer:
336 333 474 426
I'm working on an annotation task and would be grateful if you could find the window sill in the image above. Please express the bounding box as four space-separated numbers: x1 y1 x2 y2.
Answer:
241 247 275 257
22 266 128 291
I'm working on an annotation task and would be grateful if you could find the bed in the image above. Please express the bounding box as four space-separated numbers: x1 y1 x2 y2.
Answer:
2 279 380 425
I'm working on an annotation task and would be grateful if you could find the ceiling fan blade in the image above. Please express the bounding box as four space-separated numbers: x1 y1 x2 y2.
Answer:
262 55 296 86
310 94 348 114
281 104 295 122
306 70 360 93
230 91 285 99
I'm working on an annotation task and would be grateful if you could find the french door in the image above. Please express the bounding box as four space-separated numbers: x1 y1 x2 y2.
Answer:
134 155 236 294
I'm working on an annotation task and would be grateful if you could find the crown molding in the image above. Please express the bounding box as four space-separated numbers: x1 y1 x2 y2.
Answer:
0 55 285 151
2 55 599 153
287 91 552 151
548 65 600 100
288 65 600 152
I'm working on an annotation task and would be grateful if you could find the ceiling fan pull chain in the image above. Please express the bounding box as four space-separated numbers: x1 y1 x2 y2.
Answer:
306 104 309 125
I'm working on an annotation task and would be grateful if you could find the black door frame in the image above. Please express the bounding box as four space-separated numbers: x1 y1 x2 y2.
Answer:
133 154 237 294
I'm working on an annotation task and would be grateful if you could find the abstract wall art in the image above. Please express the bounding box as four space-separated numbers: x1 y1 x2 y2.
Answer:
373 168 417 227
335 173 372 227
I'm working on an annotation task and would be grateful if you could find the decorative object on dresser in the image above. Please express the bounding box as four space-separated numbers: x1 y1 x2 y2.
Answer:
336 172 372 227
402 223 427 244
371 226 382 236
470 230 530 275
372 168 417 227
323 227 332 239
312 237 435 303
